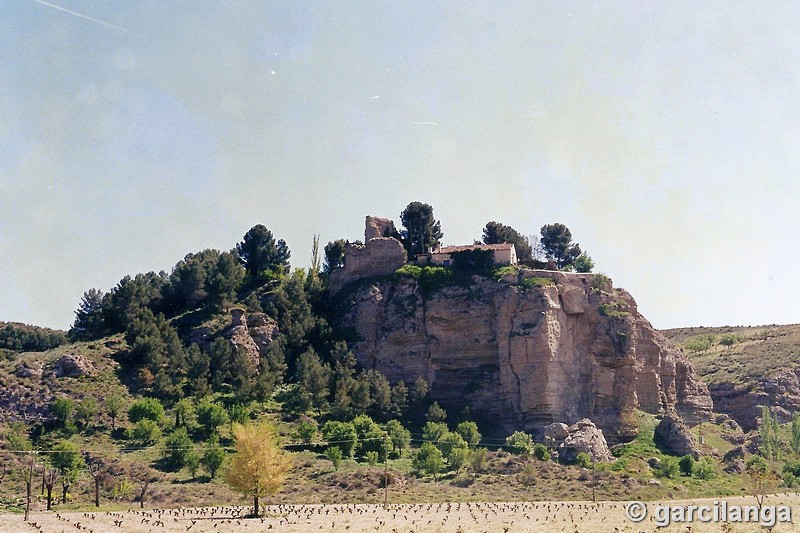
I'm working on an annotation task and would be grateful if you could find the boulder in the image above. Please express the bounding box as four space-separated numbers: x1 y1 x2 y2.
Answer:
647 457 661 470
654 411 700 459
543 422 570 442
558 284 589 314
722 445 745 463
52 354 95 378
724 458 746 474
557 419 613 463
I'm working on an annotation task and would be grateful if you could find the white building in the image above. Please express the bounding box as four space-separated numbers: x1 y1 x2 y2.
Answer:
419 243 518 267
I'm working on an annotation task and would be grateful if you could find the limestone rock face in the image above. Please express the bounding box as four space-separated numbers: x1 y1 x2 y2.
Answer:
557 419 613 463
226 309 279 369
709 369 800 431
337 269 712 443
654 411 701 459
52 354 96 378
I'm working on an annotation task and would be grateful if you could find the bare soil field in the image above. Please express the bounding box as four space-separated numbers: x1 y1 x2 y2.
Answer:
5 494 800 533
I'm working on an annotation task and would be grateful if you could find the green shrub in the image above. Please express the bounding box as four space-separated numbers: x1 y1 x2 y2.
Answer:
133 419 161 446
395 264 423 279
590 273 611 292
185 449 201 479
719 333 739 347
201 438 225 479
521 277 554 290
128 398 165 424
505 431 534 455
533 443 549 461
365 451 379 466
519 463 537 486
679 455 695 476
325 446 343 471
694 457 716 480
469 447 488 474
195 401 229 437
395 264 458 294
575 452 592 468
413 442 444 480
322 420 357 458
658 456 680 479
455 421 481 448
296 420 318 444
423 422 448 443
492 265 519 281
598 302 629 318
161 427 193 469
436 431 467 458
51 397 75 427
683 335 716 354
384 420 411 458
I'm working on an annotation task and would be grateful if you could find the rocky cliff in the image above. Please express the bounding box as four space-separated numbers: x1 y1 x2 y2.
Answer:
337 268 712 443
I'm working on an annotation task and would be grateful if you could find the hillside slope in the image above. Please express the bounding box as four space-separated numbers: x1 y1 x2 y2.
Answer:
662 324 800 430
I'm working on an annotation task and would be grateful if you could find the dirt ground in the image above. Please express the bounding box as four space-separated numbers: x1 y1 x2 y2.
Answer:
4 494 800 533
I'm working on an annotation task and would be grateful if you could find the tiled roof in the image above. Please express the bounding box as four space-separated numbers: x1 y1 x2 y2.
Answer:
436 243 514 253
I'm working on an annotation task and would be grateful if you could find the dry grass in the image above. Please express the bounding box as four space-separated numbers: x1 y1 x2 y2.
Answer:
662 324 800 388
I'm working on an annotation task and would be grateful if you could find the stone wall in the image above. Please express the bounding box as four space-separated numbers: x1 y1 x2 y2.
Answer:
364 215 395 241
329 237 406 294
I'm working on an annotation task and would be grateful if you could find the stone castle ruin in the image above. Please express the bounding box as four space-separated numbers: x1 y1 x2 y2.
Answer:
329 216 407 294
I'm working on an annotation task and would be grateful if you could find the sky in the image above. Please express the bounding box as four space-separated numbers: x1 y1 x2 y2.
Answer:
2 1 799 331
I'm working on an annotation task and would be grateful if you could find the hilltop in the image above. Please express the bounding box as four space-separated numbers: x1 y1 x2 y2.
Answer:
0 208 787 517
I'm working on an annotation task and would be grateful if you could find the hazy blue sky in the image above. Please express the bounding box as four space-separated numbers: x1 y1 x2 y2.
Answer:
2 1 798 330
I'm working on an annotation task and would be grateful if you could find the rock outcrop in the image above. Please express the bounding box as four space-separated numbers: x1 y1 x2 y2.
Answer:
226 309 279 368
707 369 800 431
15 361 43 378
52 354 96 378
337 268 712 442
557 419 613 463
654 410 701 458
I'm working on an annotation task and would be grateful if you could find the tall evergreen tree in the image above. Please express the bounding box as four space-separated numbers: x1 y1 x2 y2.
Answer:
400 202 443 257
70 288 106 340
236 225 290 287
540 223 582 269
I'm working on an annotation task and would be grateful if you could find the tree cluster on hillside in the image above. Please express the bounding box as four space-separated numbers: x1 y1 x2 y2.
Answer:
0 322 68 352
70 227 291 341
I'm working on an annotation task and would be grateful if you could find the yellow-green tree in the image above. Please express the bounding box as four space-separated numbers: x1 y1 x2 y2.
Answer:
224 423 292 517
